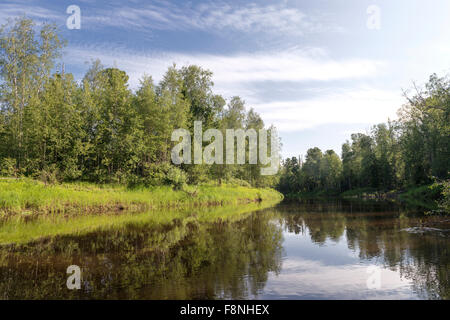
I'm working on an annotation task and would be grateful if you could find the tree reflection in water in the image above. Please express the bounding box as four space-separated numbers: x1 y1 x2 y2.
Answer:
0 208 283 299
278 200 449 300
0 199 448 300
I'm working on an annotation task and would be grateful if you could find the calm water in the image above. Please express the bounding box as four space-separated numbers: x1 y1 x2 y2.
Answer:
0 200 449 299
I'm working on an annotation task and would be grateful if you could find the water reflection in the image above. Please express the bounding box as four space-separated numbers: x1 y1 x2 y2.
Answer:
0 207 283 299
0 200 448 299
271 200 449 300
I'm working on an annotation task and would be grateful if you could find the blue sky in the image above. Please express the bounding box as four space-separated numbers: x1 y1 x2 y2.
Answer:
2 0 450 159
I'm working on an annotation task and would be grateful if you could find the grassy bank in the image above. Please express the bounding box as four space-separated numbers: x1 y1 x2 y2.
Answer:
0 178 283 219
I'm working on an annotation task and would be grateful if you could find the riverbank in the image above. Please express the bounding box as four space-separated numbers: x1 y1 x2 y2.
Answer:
0 178 283 219
282 183 448 213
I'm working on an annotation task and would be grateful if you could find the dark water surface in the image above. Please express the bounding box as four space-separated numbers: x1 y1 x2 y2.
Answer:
1 200 449 299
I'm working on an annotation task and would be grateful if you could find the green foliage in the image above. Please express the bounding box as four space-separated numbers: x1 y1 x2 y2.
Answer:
34 164 60 185
438 180 450 213
278 73 449 203
0 18 280 189
278 149 342 194
165 165 187 190
0 158 16 176
224 177 252 188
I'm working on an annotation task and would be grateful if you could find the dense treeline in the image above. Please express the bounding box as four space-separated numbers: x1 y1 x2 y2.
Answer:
278 74 450 197
0 18 277 188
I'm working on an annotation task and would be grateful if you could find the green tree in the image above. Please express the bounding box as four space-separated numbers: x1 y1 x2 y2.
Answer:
0 17 63 171
92 67 142 182
180 65 215 127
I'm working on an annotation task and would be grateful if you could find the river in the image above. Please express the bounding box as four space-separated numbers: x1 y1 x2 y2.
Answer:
0 199 449 299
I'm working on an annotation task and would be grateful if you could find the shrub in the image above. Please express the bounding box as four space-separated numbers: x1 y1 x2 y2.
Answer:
165 166 187 190
225 177 251 187
141 162 187 189
61 162 82 181
439 180 450 214
142 163 171 186
0 158 17 177
35 164 60 185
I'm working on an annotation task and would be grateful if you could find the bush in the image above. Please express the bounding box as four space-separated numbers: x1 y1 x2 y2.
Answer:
185 165 209 185
165 166 187 190
61 162 82 181
141 163 170 186
439 180 450 214
225 177 251 187
34 164 60 185
141 162 187 189
0 158 17 177
111 170 129 185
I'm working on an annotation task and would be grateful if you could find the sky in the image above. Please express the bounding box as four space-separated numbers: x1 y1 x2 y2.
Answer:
1 0 450 159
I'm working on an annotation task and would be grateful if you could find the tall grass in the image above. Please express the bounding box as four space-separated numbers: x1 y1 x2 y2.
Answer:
0 178 283 218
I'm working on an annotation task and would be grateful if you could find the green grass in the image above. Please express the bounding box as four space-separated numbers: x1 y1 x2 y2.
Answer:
0 178 283 245
0 178 283 218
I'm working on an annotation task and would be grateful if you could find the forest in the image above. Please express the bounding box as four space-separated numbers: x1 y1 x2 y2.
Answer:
0 17 277 189
278 72 449 210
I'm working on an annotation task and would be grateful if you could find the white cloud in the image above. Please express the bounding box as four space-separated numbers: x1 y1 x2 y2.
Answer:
65 45 392 131
264 258 415 299
179 51 383 84
66 45 384 88
256 87 403 131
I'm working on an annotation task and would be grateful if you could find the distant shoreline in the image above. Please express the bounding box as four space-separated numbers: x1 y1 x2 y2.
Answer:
280 184 447 214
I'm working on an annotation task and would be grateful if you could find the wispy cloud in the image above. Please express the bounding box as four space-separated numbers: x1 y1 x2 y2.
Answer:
64 45 394 132
65 45 384 88
0 2 62 24
83 1 342 36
